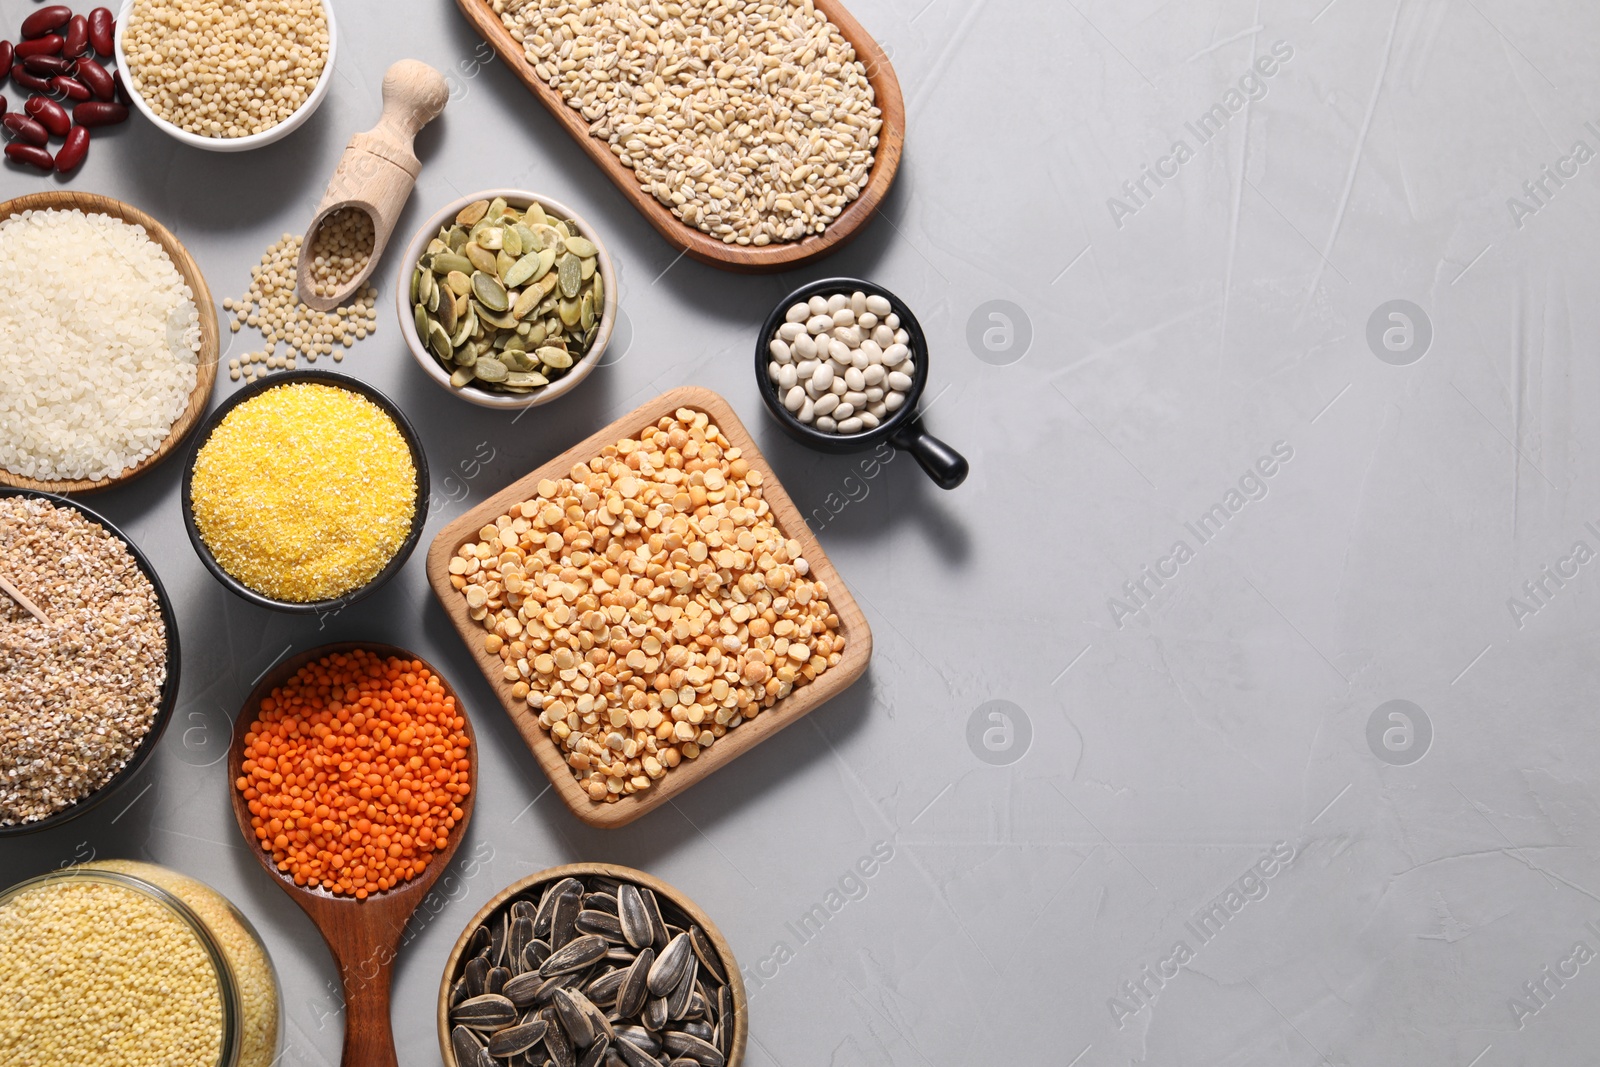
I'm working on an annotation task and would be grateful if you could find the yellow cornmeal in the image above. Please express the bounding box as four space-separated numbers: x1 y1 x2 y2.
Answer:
0 879 225 1067
89 861 280 1067
191 382 416 603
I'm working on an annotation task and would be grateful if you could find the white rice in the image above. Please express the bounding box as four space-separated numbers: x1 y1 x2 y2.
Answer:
0 208 201 483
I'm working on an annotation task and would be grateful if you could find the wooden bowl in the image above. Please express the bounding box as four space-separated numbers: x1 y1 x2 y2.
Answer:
454 0 904 273
0 192 219 494
426 386 872 829
227 642 477 1067
0 488 181 836
436 862 748 1067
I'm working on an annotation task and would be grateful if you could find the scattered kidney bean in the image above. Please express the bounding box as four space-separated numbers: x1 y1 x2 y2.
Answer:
112 69 130 105
0 41 13 82
87 8 113 57
72 100 126 127
76 55 112 100
5 142 55 170
20 6 72 39
63 14 88 57
51 74 90 101
2 113 48 145
55 125 88 171
10 67 52 93
15 35 64 59
23 53 72 77
26 96 71 136
0 97 6 119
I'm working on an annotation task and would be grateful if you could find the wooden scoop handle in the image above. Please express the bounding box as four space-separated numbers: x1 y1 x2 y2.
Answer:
366 59 449 164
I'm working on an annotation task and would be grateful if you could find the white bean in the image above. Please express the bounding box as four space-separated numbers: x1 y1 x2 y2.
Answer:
833 402 854 420
881 343 909 367
798 396 815 423
886 370 913 391
831 377 848 395
768 361 780 382
858 311 878 330
808 295 829 316
831 308 855 328
786 302 810 324
813 392 840 416
826 293 848 313
832 325 862 347
828 338 853 364
864 386 885 402
784 385 806 411
806 314 832 335
859 412 880 429
894 329 909 346
811 362 835 391
778 364 798 390
863 364 885 386
884 391 906 411
778 321 804 342
844 367 866 391
794 333 818 359
769 339 791 363
885 313 900 329
796 358 819 378
865 294 891 316
873 325 894 348
843 390 867 407
837 416 864 434
850 348 870 370
868 400 888 418
851 291 867 316
860 339 883 364
901 360 916 378
816 415 837 432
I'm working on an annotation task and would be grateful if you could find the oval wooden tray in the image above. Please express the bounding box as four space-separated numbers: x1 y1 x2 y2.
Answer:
0 191 220 494
436 862 748 1067
425 386 872 828
454 0 904 273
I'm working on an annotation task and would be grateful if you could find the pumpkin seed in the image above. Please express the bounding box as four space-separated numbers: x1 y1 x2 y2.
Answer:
413 199 607 395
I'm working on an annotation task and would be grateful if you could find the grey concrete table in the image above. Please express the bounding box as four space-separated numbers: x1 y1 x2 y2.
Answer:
4 1 1596 1064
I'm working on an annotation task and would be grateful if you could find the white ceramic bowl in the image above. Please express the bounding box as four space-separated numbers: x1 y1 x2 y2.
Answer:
114 0 338 152
398 190 617 411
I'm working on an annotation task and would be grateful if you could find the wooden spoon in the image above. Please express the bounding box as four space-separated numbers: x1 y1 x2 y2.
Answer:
0 573 50 626
296 60 450 311
227 641 477 1067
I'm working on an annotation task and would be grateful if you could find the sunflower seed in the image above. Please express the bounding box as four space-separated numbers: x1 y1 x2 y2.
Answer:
679 1020 713 1043
643 996 668 1032
465 956 491 998
586 968 626 1007
550 885 583 950
613 1037 658 1067
578 1036 611 1067
648 934 693 997
488 1018 550 1058
687 928 725 985
487 966 512 996
502 970 546 1010
545 1022 576 1067
542 935 608 976
665 957 696 1020
615 947 653 1018
638 889 668 950
615 886 652 950
577 910 625 942
586 893 619 915
457 994 518 1031
553 988 597 1048
662 1032 724 1067
453 1024 487 1065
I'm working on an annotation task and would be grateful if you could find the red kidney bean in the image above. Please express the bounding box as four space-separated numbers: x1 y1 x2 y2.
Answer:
64 15 89 58
73 100 126 127
76 56 113 100
0 41 13 83
23 53 72 77
0 97 6 119
2 113 49 146
20 6 73 40
15 35 64 59
112 69 130 105
5 142 55 170
88 8 114 57
10 67 52 93
51 75 90 101
26 96 71 137
55 125 88 172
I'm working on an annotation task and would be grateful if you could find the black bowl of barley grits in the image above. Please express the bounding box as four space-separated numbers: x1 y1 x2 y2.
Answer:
0 489 179 835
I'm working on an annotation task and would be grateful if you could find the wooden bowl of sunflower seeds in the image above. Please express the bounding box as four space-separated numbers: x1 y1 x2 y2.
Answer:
438 863 746 1067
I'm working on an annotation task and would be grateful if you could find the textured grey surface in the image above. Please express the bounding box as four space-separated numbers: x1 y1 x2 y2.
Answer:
4 1 1599 1065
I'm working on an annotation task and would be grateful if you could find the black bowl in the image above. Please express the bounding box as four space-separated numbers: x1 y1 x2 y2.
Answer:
180 370 431 615
0 488 180 836
755 277 968 489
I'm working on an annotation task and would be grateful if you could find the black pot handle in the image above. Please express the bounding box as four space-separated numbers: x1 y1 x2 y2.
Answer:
889 419 968 489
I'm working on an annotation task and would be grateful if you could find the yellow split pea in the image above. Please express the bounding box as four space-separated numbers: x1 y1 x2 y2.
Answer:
191 383 417 603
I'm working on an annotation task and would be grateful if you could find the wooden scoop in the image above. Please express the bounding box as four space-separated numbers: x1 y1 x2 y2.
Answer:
0 573 50 625
228 642 477 1067
296 61 450 311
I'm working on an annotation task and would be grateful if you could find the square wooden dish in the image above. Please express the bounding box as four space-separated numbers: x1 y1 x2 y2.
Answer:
426 386 872 828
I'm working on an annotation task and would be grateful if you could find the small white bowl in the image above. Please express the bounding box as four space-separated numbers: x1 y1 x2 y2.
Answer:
114 0 338 153
398 190 617 411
